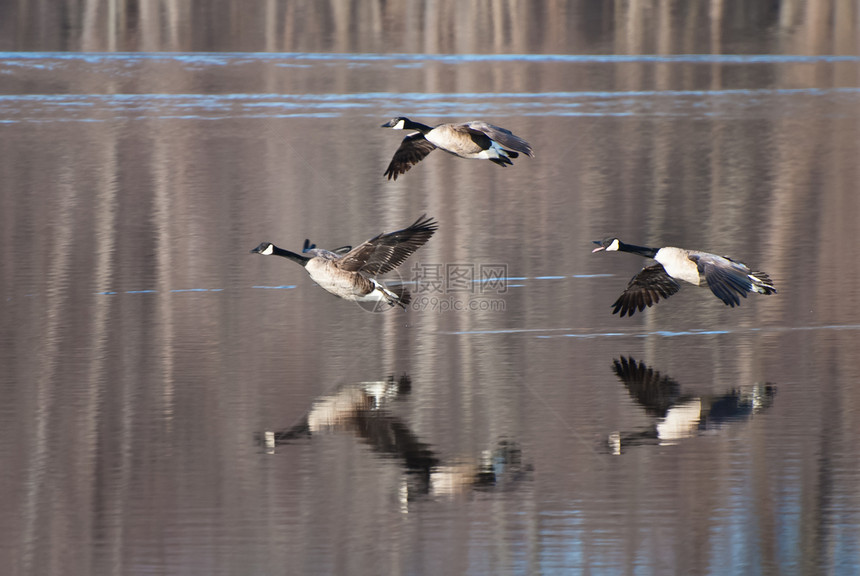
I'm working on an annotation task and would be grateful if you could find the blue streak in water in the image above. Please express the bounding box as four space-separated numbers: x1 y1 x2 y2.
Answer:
445 324 860 337
5 89 858 125
96 287 225 295
572 274 614 278
3 88 855 109
649 329 731 336
85 273 605 297
2 52 859 64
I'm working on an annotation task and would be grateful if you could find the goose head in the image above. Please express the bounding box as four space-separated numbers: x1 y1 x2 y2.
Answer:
592 238 621 253
250 242 275 255
381 116 410 130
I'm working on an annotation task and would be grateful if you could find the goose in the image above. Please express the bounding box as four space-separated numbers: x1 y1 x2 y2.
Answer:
381 117 534 180
592 237 777 316
251 215 438 308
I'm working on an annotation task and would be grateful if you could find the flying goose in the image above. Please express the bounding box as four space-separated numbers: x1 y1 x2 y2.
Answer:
251 215 438 309
592 237 777 316
381 117 534 180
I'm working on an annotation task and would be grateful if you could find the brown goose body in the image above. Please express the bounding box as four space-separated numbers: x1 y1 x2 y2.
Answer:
303 258 388 303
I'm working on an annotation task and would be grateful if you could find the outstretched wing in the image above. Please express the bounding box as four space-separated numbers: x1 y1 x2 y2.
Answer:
691 254 753 307
466 121 534 157
336 215 439 276
611 264 682 317
383 133 437 180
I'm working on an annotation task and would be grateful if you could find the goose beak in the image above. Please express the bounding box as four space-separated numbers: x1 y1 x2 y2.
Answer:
592 241 606 253
381 121 393 128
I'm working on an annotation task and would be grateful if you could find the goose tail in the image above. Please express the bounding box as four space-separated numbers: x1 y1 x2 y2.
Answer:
489 156 514 167
748 271 777 295
388 284 412 309
374 280 412 309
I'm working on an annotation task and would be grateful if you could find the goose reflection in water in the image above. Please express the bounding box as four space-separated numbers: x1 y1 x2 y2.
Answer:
259 375 529 500
608 357 776 455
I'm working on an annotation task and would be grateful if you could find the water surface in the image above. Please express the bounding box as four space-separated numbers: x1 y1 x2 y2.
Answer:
2 6 860 576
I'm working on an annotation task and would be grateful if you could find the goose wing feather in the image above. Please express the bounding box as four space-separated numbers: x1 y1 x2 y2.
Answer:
691 254 753 307
465 121 534 156
383 133 437 181
611 264 682 317
336 215 439 276
303 249 340 260
301 240 351 260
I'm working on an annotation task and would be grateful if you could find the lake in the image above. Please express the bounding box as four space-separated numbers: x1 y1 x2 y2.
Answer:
1 3 859 575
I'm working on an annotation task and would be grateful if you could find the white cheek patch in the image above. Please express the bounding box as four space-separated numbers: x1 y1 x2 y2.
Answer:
393 119 406 130
609 239 620 251
261 244 274 255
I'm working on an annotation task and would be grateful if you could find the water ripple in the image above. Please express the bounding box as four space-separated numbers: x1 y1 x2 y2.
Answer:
2 88 858 123
2 52 859 65
444 325 860 337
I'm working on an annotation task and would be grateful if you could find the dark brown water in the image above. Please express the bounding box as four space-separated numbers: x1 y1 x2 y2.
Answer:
2 3 860 575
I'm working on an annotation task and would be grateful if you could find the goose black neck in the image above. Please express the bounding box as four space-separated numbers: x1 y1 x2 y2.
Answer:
272 246 311 266
405 119 434 133
618 241 659 259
